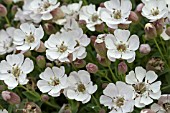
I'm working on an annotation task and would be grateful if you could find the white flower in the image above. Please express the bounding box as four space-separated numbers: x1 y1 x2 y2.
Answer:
161 26 170 40
45 31 77 62
13 23 44 51
142 0 168 22
0 27 15 55
105 29 139 63
100 0 132 29
100 81 135 113
95 34 107 43
71 28 90 61
30 0 60 20
79 4 103 31
0 54 34 89
0 109 8 113
37 66 68 97
64 70 97 104
126 66 161 108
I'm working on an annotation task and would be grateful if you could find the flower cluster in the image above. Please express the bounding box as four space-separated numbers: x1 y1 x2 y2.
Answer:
0 0 170 113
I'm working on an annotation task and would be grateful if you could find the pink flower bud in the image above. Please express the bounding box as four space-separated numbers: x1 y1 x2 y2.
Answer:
95 23 105 32
94 41 107 58
145 23 157 39
0 4 7 17
108 27 115 34
36 55 46 69
78 20 86 28
35 41 46 53
99 3 105 8
129 11 139 23
43 23 57 35
46 63 53 68
86 63 98 74
102 83 108 89
97 54 111 67
135 3 144 13
51 8 65 20
118 61 128 74
153 19 164 35
41 94 49 102
139 44 151 55
90 36 97 46
99 109 106 113
11 5 18 15
23 50 32 57
2 91 21 104
73 59 86 68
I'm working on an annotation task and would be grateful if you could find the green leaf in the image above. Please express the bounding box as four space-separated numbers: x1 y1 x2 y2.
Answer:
23 91 41 102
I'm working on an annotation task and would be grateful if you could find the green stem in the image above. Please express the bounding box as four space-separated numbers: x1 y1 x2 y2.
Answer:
108 64 117 82
44 101 60 110
153 38 169 68
161 85 170 91
97 71 112 82
92 95 100 108
82 0 88 5
71 62 77 71
5 16 11 26
0 104 3 109
160 36 166 53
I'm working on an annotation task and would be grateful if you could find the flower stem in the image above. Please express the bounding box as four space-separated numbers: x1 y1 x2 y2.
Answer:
44 101 60 110
92 95 101 108
161 85 170 91
5 16 11 26
108 64 117 82
160 36 166 53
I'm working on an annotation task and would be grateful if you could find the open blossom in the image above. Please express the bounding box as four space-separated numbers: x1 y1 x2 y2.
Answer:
45 31 76 62
105 29 139 63
100 0 132 29
126 67 161 108
0 27 15 55
79 4 103 31
64 70 97 104
37 66 68 97
100 81 135 113
0 54 34 89
30 0 60 21
142 0 168 22
13 23 44 51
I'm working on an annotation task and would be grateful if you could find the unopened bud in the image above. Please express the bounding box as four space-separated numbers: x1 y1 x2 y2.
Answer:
41 94 49 102
86 63 98 74
99 3 105 8
64 109 71 113
139 44 151 55
146 58 164 72
90 36 97 46
35 41 46 53
23 50 32 57
165 27 170 36
94 41 107 58
97 54 111 67
118 61 128 74
99 109 106 113
140 109 155 113
73 59 86 68
3 0 12 5
135 3 144 13
78 20 86 28
118 24 129 29
43 23 57 35
108 27 115 34
11 5 18 15
153 19 164 35
129 11 139 23
51 8 65 20
95 23 105 32
23 102 41 113
46 63 53 68
145 23 157 39
2 91 21 104
36 55 46 69
0 4 7 17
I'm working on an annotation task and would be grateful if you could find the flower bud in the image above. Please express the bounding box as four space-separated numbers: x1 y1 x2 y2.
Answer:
35 41 46 53
108 27 115 34
135 3 144 13
165 27 170 36
2 91 21 104
139 44 151 55
43 23 57 35
41 94 49 102
0 4 7 17
23 50 32 57
46 63 53 68
118 61 128 74
90 36 97 46
99 109 106 113
11 5 18 15
78 20 86 28
99 3 105 8
102 83 108 89
97 54 111 67
51 8 65 20
144 23 157 39
73 59 86 68
146 58 164 72
129 11 139 23
64 109 71 113
36 55 46 69
94 41 107 58
118 24 129 29
23 102 41 113
140 109 155 113
95 23 105 32
153 19 164 35
3 0 12 5
86 63 98 74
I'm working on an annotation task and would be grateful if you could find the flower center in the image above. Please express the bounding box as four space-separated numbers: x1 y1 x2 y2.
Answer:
58 42 67 53
26 35 35 43
116 97 124 107
133 83 146 94
117 44 127 52
51 79 60 86
78 84 86 92
151 7 159 16
113 10 121 19
92 14 99 22
43 2 50 9
12 66 21 77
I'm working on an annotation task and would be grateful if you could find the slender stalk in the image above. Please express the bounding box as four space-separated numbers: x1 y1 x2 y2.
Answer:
161 85 170 91
108 64 117 82
44 101 60 110
160 36 166 53
92 95 101 108
5 16 11 26
97 71 112 82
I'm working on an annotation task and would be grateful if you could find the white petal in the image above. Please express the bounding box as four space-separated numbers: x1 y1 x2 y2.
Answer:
140 95 153 105
4 76 18 89
20 23 31 34
34 25 44 39
128 35 140 51
135 67 146 82
66 89 76 99
37 80 52 93
78 70 91 84
114 29 130 43
149 91 161 99
100 95 113 107
126 71 138 84
149 81 161 93
40 67 54 81
121 51 134 59
145 71 158 83
103 83 118 98
21 58 34 74
41 13 53 20
18 74 29 85
135 96 146 108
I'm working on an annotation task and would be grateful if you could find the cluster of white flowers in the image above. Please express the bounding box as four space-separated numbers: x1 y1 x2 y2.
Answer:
37 67 97 103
